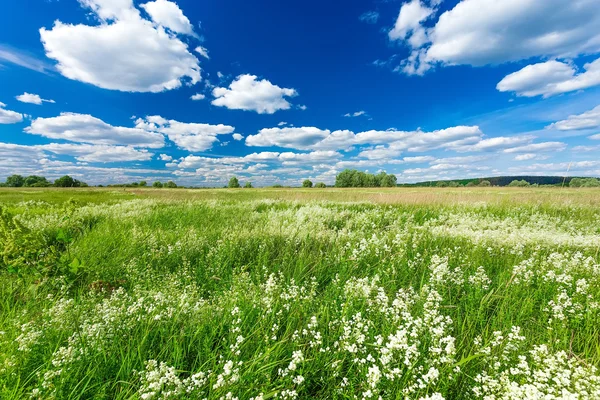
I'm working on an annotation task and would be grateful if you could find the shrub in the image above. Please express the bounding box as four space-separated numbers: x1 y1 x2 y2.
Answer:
244 182 253 188
302 179 313 188
152 181 163 188
508 180 530 187
315 182 327 188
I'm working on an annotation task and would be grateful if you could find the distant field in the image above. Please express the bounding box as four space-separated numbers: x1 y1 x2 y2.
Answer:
1 188 600 399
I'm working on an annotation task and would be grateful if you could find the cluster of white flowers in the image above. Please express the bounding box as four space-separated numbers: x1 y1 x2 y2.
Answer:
138 360 209 399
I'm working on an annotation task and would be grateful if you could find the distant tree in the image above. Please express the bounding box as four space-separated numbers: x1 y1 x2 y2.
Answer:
24 175 50 187
315 182 327 188
244 182 253 188
508 179 530 187
336 169 396 187
54 175 85 187
478 180 492 187
466 181 477 187
139 181 147 187
302 179 313 188
380 173 397 187
272 184 283 188
570 177 600 187
436 181 449 187
165 181 177 188
5 174 25 187
447 181 460 187
228 177 241 188
335 169 355 187
153 181 163 188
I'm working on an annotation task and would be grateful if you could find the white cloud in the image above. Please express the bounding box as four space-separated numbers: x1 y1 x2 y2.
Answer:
212 74 298 114
497 58 600 97
514 153 538 161
232 133 244 141
195 46 209 59
246 127 331 150
547 105 600 131
359 11 379 24
278 121 287 126
297 104 307 111
135 115 234 151
390 0 600 74
0 102 24 124
389 0 433 46
0 44 54 74
453 135 534 152
40 143 152 162
40 0 201 92
591 133 600 140
15 92 55 105
503 142 567 153
140 0 198 37
159 153 173 161
246 124 483 154
190 93 205 101
26 112 165 147
344 110 367 117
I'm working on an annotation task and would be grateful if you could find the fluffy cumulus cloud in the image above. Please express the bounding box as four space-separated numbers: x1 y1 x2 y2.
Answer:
190 93 205 101
547 105 600 131
389 0 600 75
245 125 484 154
497 58 600 97
212 74 298 114
40 0 202 92
232 133 244 141
140 0 198 37
246 127 331 150
15 92 55 105
25 112 165 147
135 115 234 151
0 102 24 124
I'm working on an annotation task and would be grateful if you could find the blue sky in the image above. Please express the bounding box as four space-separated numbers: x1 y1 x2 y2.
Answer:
1 0 599 186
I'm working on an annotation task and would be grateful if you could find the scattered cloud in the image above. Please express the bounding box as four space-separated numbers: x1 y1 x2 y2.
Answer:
359 11 379 24
194 46 209 59
503 142 567 153
135 115 234 151
40 0 202 92
159 154 173 161
0 44 54 74
389 0 600 75
547 105 600 131
232 133 244 141
190 93 206 101
297 104 307 111
344 110 367 117
15 92 55 105
140 0 198 37
25 112 165 147
211 74 298 114
40 143 153 162
0 102 24 124
497 58 600 98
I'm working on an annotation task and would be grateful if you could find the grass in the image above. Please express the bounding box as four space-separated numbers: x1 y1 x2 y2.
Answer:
1 187 600 399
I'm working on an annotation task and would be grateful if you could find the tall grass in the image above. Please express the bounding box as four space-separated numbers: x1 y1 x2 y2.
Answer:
1 189 600 399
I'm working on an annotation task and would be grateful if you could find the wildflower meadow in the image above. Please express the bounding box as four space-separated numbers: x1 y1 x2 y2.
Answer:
1 187 600 400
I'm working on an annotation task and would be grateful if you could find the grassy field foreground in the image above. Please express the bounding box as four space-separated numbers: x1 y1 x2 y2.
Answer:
1 188 600 399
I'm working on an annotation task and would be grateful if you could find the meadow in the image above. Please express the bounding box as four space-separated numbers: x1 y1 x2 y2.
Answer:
1 187 600 399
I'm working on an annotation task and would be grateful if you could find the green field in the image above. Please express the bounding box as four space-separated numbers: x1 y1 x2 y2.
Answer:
2 188 600 399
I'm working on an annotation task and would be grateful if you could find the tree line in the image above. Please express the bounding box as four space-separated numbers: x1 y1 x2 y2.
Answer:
334 169 397 187
0 175 87 188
